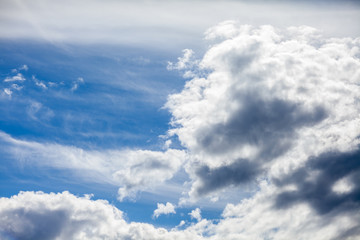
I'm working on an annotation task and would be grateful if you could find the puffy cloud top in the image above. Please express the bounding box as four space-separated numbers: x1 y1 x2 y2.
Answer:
166 22 360 201
153 202 176 218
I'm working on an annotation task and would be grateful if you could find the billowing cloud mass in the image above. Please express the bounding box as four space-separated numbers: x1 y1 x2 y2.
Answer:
1 21 360 240
166 22 360 202
0 191 206 240
153 202 176 218
0 132 186 201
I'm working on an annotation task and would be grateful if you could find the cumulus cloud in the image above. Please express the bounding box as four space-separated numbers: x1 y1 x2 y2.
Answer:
153 202 176 219
0 131 186 201
189 208 202 222
212 181 360 240
166 23 360 200
1 21 360 240
274 147 360 215
0 191 206 240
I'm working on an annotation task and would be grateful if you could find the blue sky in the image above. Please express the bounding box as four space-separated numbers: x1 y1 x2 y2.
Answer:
1 0 360 239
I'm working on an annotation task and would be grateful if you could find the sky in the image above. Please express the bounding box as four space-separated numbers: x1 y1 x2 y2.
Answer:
0 0 360 239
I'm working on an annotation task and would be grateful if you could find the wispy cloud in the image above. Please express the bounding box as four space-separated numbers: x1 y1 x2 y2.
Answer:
4 73 26 82
0 131 186 201
32 75 47 89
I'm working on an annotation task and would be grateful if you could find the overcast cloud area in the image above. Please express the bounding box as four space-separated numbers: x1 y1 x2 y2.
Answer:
1 0 360 239
0 0 360 50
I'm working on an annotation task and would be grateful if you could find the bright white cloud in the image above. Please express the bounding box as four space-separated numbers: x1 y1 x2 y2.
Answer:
189 208 201 222
210 180 360 240
166 22 360 200
3 88 12 96
4 73 26 82
0 131 186 201
153 202 176 219
1 20 360 239
164 22 360 239
0 191 208 240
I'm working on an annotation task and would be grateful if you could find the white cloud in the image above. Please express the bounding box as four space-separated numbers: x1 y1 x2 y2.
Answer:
189 208 202 222
33 75 47 89
71 77 84 91
4 73 26 82
332 176 355 195
3 88 12 96
19 64 29 71
0 131 186 201
11 84 23 90
209 181 360 240
166 23 360 200
1 20 360 239
153 202 176 219
0 191 207 240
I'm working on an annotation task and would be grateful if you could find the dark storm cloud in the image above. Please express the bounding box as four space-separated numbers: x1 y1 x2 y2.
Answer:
198 96 327 158
195 159 259 196
274 148 360 215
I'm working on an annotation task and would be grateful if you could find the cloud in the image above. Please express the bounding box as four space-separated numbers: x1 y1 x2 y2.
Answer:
3 88 12 96
0 0 359 49
167 49 201 78
166 23 360 200
0 191 206 240
32 75 47 89
4 73 26 82
274 147 360 215
189 208 201 222
71 77 84 91
211 181 360 240
153 202 176 219
0 131 186 201
19 64 29 71
194 160 259 196
1 20 360 239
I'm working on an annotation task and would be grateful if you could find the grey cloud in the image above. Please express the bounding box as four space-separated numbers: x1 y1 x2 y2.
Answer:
2 208 68 240
193 96 327 196
274 148 360 215
198 96 327 159
195 159 259 196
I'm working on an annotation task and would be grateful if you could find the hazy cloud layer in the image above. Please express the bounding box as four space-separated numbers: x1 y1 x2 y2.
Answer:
1 0 360 49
